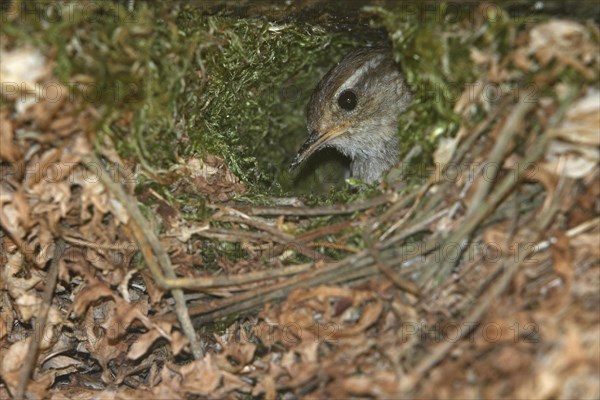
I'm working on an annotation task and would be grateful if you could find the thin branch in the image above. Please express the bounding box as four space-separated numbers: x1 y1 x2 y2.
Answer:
236 192 398 216
465 100 536 219
84 153 203 359
15 238 62 399
164 262 314 289
423 132 550 287
399 174 575 395
364 232 421 297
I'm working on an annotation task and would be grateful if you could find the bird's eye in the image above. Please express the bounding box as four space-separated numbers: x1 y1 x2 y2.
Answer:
337 90 357 111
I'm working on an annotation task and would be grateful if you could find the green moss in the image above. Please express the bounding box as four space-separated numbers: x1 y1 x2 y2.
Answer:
176 14 353 195
8 1 589 208
364 5 478 162
3 1 360 197
362 3 557 188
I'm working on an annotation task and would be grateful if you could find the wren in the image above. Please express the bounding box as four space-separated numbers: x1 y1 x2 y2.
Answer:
290 48 411 183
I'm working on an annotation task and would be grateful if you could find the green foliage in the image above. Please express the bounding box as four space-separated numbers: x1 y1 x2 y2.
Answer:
2 1 355 197
176 14 352 194
7 1 567 203
365 5 476 160
365 3 519 182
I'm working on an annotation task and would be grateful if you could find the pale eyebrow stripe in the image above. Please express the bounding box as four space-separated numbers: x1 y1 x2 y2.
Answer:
335 54 386 96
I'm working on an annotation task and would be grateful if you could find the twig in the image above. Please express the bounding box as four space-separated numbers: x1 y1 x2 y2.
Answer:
182 210 452 325
15 238 62 399
423 132 550 287
465 100 536 219
84 153 203 359
62 234 137 251
401 170 576 397
373 189 420 230
298 221 353 242
364 232 421 296
383 208 449 247
164 262 314 289
452 98 510 164
307 241 360 253
533 216 600 252
237 192 398 216
192 226 325 261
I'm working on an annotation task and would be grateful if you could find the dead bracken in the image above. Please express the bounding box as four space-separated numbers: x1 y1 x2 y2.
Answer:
0 2 599 399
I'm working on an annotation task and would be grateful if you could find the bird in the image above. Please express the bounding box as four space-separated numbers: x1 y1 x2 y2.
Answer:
290 47 412 184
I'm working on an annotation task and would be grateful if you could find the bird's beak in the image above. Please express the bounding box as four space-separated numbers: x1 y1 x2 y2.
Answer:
289 124 349 171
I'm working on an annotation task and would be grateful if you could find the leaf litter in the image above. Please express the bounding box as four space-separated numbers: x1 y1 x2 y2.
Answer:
0 2 599 399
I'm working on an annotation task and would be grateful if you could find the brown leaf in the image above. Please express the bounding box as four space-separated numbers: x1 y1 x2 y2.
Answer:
41 355 83 371
180 154 246 202
0 110 21 162
179 354 225 396
342 370 401 397
127 321 172 360
215 342 257 373
542 89 600 179
335 300 383 338
1 337 30 375
72 282 115 317
550 233 574 289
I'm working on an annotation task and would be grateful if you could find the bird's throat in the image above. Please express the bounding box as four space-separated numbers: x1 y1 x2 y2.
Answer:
335 129 399 183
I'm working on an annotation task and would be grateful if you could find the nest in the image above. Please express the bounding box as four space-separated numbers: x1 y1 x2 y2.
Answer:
1 3 599 399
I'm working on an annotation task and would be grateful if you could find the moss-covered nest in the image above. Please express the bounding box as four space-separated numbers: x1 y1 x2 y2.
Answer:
1 1 599 398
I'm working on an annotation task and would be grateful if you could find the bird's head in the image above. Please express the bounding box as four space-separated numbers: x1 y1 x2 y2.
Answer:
290 48 411 173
